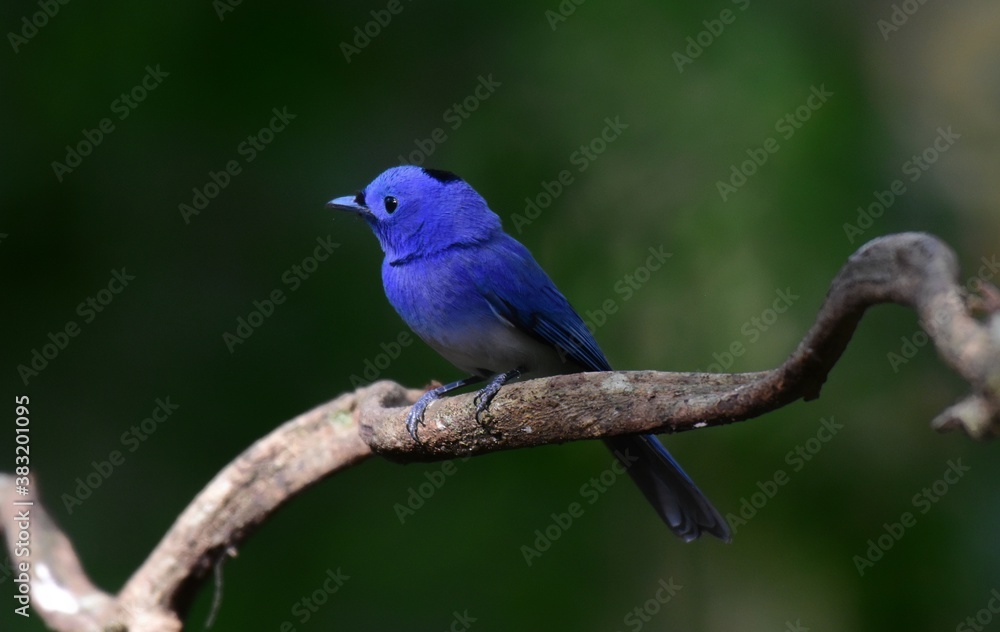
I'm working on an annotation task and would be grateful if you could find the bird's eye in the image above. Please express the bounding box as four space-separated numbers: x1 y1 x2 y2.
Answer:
384 196 398 213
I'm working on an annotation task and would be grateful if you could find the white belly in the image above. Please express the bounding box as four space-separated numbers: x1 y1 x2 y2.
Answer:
422 319 582 379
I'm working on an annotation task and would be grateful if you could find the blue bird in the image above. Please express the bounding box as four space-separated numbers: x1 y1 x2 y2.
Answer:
327 166 730 542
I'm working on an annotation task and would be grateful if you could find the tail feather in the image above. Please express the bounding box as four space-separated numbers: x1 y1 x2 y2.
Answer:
604 434 731 542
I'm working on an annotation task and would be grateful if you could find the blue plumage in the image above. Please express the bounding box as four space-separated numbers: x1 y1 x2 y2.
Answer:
328 166 730 542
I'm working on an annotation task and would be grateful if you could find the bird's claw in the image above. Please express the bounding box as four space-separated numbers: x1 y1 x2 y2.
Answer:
405 400 429 443
405 376 483 444
473 384 504 437
473 391 496 422
472 367 523 436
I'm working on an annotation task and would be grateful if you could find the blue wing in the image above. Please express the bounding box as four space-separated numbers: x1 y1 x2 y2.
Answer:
476 235 611 373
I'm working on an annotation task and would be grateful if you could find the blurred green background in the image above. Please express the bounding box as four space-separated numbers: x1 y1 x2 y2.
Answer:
3 0 1000 630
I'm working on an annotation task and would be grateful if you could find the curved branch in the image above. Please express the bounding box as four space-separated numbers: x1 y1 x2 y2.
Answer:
3 232 997 631
116 392 372 628
1 394 372 631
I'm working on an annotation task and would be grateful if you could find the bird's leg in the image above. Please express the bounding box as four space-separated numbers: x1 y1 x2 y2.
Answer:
406 375 484 442
473 367 524 427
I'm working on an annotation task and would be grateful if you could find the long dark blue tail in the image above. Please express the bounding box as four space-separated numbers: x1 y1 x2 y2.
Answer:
604 434 731 542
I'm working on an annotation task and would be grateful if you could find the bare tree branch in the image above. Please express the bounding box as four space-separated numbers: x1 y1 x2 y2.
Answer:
3 232 997 631
3 394 372 632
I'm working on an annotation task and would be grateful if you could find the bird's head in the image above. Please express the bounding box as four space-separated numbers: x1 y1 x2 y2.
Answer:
327 166 501 262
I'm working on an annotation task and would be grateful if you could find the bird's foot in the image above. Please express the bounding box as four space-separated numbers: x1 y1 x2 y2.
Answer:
473 368 523 433
405 375 486 443
405 394 435 442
